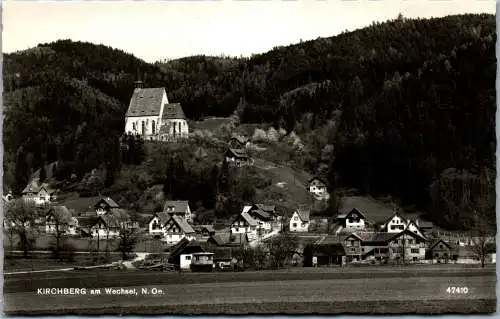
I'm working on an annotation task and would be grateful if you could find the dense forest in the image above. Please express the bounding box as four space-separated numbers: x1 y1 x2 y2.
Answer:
3 14 496 231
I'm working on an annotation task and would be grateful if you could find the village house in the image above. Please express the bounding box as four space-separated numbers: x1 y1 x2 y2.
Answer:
207 232 249 248
243 204 278 233
405 219 425 237
124 81 188 141
343 233 364 262
355 232 394 261
380 211 407 233
231 211 258 238
225 148 253 167
94 197 120 216
387 229 427 262
310 236 346 266
428 239 459 263
168 238 206 270
163 200 193 222
45 206 78 236
307 177 330 200
89 209 134 238
198 225 216 237
336 208 366 231
22 180 57 206
147 212 171 238
289 208 310 232
163 215 196 245
228 135 250 149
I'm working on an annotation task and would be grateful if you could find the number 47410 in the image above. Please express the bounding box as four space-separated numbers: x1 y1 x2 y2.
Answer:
446 286 469 294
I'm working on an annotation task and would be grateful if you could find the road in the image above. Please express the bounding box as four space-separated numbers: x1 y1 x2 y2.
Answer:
3 266 496 315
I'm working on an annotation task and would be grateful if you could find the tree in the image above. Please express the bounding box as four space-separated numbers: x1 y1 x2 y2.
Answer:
48 207 72 260
5 199 38 257
266 233 299 269
253 244 268 270
116 212 138 261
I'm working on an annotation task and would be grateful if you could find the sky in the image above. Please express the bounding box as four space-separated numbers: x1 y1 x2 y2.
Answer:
2 0 496 63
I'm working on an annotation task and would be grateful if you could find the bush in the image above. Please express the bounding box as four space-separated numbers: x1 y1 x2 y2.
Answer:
252 128 268 142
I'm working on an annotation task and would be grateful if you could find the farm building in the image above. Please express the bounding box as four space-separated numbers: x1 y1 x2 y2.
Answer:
307 177 329 200
225 148 253 167
289 208 310 232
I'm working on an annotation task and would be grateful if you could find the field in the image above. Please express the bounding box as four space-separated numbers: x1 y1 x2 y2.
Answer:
4 265 496 315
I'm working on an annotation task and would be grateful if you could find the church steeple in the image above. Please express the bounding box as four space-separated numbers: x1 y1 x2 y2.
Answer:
134 68 144 89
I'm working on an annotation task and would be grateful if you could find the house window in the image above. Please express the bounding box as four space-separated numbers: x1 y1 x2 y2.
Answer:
350 248 356 252
235 227 239 232
142 121 145 135
133 123 136 130
185 256 191 260
411 248 419 253
152 120 156 134
408 239 413 245
391 225 396 230
301 223 306 227
439 244 443 249
294 216 298 221
292 223 297 228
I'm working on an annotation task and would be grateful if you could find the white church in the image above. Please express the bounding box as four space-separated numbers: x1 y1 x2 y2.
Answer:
124 81 189 141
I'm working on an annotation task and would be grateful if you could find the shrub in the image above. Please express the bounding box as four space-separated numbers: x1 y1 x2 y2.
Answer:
252 128 268 142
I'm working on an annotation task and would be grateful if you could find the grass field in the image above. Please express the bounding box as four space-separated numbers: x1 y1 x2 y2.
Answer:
4 266 496 315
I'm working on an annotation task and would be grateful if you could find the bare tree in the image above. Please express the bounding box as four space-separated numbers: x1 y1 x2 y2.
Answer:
115 212 138 261
253 244 268 270
5 199 38 257
47 207 72 260
266 232 298 269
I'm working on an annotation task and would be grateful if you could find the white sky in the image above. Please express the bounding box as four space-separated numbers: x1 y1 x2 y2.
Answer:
2 0 496 63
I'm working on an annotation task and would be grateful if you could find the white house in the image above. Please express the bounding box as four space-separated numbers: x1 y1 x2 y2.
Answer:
22 180 57 206
289 208 310 232
94 197 120 216
336 208 366 230
163 215 196 245
124 81 188 141
244 204 279 232
45 206 78 236
148 212 170 237
381 211 407 233
405 219 425 237
308 177 330 200
89 209 132 238
163 200 192 222
231 211 258 238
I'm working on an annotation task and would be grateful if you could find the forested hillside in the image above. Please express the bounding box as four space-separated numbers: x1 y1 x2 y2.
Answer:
3 14 496 231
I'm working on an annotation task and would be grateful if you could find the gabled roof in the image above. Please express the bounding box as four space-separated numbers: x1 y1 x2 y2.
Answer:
22 180 56 195
149 212 171 225
429 239 454 251
336 207 366 220
382 211 407 226
163 200 190 213
353 232 395 245
308 176 327 185
248 209 273 221
254 204 276 213
162 103 186 120
295 208 310 222
200 225 215 233
169 238 204 260
208 232 248 247
165 215 195 234
126 87 165 117
238 212 258 227
242 205 253 214
226 148 249 159
95 197 119 209
98 209 130 228
230 135 249 144
390 228 427 242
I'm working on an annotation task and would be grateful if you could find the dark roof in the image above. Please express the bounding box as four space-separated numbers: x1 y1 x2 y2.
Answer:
226 148 249 159
98 209 130 228
162 103 186 120
237 212 258 226
149 212 171 225
354 232 395 245
169 238 205 260
166 215 195 234
126 88 165 117
22 181 56 195
163 200 190 214
313 243 345 256
95 197 120 209
208 232 248 247
336 207 366 220
254 204 276 213
390 229 427 242
429 239 456 251
76 216 98 228
308 176 327 185
249 209 273 221
296 208 310 222
230 135 249 144
200 225 215 233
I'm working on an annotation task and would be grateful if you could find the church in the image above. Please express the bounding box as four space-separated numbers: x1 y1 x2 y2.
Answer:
124 81 189 141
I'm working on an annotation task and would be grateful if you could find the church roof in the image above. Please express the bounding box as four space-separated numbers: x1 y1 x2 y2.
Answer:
162 103 186 120
126 88 165 117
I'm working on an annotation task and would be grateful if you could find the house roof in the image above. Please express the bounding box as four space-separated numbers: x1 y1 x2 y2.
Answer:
162 103 186 120
249 209 273 221
226 148 249 159
95 197 120 209
242 205 253 214
200 225 215 233
209 232 248 247
296 208 310 222
163 200 189 214
167 215 195 234
77 216 99 228
390 229 427 242
126 87 165 117
254 204 276 213
308 176 327 185
353 232 395 245
169 238 205 260
429 239 455 251
239 212 258 226
98 209 130 228
230 135 249 144
149 212 171 225
336 207 366 220
339 196 398 223
22 181 56 195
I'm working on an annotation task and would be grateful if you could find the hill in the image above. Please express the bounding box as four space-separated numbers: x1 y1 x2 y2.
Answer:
3 14 496 231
